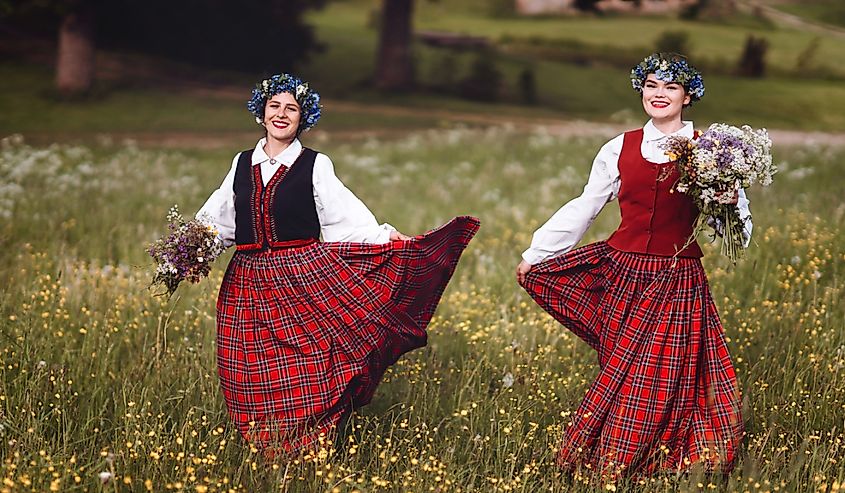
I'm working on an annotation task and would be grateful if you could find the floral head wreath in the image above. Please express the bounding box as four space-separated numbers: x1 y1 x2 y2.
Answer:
630 53 705 106
246 73 322 132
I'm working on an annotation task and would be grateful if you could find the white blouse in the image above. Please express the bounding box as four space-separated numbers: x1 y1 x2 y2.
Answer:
522 120 753 265
197 138 394 247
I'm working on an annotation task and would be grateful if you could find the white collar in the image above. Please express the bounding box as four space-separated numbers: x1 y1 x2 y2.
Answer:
251 138 303 167
643 119 693 142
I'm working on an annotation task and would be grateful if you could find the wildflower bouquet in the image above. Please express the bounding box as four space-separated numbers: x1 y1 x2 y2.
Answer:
662 123 775 263
147 205 225 298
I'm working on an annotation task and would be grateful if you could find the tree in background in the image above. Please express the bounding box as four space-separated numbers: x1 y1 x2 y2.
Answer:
737 35 768 78
518 67 537 105
458 51 503 102
3 0 327 96
574 0 602 12
54 0 95 97
375 0 415 91
655 30 691 57
96 0 327 73
3 0 100 96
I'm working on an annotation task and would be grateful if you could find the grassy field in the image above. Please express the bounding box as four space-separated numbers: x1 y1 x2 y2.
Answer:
766 0 845 28
5 49 845 137
310 0 845 75
1 126 844 491
5 0 845 138
300 2 845 131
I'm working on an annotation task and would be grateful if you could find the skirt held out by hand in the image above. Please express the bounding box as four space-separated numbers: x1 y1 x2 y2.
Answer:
216 216 480 452
521 241 744 478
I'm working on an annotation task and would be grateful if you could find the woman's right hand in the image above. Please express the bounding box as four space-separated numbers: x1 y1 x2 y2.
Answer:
389 230 412 241
516 260 532 285
715 188 740 205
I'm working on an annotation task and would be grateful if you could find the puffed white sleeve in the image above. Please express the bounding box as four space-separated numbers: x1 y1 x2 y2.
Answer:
522 136 622 265
313 153 395 244
195 153 239 248
738 188 753 248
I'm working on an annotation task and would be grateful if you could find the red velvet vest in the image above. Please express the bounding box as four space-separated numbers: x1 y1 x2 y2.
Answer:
606 128 703 258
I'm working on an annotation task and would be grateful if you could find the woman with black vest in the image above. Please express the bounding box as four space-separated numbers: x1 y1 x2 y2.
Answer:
516 54 750 478
197 74 479 454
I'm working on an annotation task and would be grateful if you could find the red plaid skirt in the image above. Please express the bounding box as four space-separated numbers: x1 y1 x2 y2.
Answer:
216 216 479 451
521 241 744 478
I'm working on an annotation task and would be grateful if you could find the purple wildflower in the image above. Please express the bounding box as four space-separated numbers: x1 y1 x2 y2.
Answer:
147 205 225 298
660 122 775 263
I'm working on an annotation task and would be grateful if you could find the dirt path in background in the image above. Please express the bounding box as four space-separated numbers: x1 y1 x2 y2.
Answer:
17 105 845 150
33 100 842 149
139 87 845 148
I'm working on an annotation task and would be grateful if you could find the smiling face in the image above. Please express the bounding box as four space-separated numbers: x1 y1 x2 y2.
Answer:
641 74 691 123
263 92 301 144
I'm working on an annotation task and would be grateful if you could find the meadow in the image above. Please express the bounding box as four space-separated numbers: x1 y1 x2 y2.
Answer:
1 124 843 492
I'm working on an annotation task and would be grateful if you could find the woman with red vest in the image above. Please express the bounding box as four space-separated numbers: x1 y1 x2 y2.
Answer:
517 54 750 478
197 74 479 453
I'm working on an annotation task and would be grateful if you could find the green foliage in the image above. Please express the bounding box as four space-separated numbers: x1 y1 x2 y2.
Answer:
459 51 504 102
486 0 514 18
518 67 537 105
428 51 461 93
6 0 327 72
774 0 845 29
390 0 845 78
654 30 691 56
737 35 770 78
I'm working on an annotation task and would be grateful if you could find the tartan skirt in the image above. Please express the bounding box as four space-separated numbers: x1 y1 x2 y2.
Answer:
216 216 479 452
521 241 744 478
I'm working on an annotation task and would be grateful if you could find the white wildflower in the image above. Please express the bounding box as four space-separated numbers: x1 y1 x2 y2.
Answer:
502 373 514 389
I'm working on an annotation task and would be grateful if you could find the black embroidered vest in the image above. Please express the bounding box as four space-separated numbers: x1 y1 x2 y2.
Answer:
233 148 320 251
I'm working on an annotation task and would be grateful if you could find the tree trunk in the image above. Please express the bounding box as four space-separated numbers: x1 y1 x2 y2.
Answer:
55 4 96 97
375 0 414 92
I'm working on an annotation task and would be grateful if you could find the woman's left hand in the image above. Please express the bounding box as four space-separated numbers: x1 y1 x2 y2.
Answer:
516 260 532 285
390 230 412 241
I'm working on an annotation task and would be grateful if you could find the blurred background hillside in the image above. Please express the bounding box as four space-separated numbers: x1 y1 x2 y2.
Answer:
2 0 845 142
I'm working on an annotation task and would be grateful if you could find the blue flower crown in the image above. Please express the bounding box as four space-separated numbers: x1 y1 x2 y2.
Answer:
246 74 322 132
630 53 705 105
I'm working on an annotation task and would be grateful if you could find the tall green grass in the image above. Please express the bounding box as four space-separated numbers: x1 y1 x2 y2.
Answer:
1 128 843 491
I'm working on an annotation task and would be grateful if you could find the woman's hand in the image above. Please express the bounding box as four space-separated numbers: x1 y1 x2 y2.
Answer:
390 230 412 241
516 260 532 284
715 189 739 205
